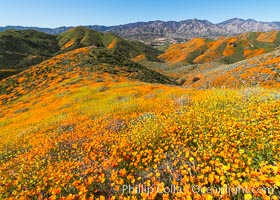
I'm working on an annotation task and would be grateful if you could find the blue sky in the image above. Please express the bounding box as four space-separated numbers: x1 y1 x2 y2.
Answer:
0 0 279 27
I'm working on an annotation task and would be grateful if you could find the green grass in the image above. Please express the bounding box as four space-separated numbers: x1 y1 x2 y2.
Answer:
103 32 162 61
222 42 245 64
0 29 59 77
57 26 104 53
0 27 163 80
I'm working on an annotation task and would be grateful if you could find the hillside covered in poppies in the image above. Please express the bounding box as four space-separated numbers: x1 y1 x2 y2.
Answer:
0 25 280 200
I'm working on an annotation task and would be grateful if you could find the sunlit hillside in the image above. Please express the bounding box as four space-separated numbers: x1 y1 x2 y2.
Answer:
58 27 162 62
0 21 280 200
159 30 280 64
0 27 162 81
0 46 174 105
1 74 280 199
170 49 280 89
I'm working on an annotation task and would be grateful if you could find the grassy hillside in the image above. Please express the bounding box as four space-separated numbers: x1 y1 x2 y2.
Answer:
57 27 162 61
0 29 59 79
159 30 280 65
103 32 162 62
170 49 280 89
0 46 175 104
0 27 162 80
1 76 280 199
57 26 105 52
1 27 280 200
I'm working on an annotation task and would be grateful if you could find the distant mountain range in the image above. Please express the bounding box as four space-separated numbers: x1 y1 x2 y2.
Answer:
1 18 280 43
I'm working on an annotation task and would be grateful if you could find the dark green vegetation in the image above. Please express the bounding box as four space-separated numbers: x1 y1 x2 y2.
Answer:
102 32 162 61
0 27 162 80
0 30 59 79
77 48 172 84
58 27 162 61
2 26 280 88
0 47 175 104
222 31 280 64
57 27 104 52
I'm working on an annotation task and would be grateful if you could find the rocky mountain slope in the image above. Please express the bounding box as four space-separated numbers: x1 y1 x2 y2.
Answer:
1 18 279 43
111 18 280 42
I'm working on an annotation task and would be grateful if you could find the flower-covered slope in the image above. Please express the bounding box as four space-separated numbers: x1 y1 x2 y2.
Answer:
159 30 280 65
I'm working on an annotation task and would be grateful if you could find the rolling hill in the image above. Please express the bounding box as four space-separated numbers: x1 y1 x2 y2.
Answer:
0 46 280 199
0 46 175 105
1 27 279 89
159 30 280 64
57 27 161 61
1 22 280 200
166 49 280 88
0 29 59 79
57 27 105 52
0 27 162 80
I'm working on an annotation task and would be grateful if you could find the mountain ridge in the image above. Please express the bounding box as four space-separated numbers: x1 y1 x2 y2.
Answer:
159 30 280 64
0 46 175 104
1 18 280 43
0 27 162 79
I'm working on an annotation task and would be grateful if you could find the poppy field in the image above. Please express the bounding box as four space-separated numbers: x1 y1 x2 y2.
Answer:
0 79 280 199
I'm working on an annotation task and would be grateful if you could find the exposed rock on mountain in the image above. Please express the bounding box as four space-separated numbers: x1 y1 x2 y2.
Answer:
1 18 279 43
